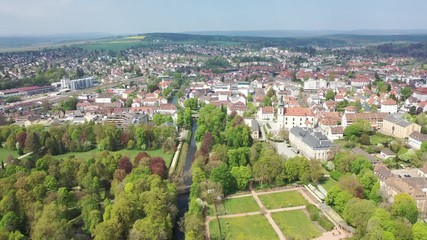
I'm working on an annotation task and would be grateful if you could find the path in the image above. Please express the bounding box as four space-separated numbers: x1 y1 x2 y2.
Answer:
250 182 287 240
168 141 183 175
18 151 32 159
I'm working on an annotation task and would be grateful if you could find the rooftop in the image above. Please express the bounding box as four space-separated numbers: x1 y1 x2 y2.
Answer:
290 127 332 149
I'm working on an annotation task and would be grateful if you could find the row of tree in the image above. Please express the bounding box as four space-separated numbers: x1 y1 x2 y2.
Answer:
0 122 177 159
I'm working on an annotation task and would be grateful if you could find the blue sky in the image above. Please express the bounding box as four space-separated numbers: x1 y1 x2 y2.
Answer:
1 0 426 35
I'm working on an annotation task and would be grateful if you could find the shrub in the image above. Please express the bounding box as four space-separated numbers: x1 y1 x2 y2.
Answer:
330 170 342 181
306 204 320 221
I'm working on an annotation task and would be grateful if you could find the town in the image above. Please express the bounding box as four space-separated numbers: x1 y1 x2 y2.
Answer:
1 32 427 240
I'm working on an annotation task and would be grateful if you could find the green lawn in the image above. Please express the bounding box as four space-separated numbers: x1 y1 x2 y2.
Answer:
0 148 20 160
370 134 393 145
209 196 260 216
319 177 338 192
272 210 322 240
54 149 174 167
258 191 308 209
209 215 277 240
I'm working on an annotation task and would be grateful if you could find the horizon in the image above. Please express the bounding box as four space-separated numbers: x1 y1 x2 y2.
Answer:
1 0 427 36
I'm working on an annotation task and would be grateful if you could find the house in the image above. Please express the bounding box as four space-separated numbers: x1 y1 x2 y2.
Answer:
374 163 427 217
257 106 274 120
413 87 427 101
95 93 114 104
327 126 344 140
380 99 398 113
251 119 260 140
342 112 389 129
278 106 315 130
380 148 396 159
289 127 333 160
408 131 427 150
227 102 247 116
351 78 370 88
381 113 421 139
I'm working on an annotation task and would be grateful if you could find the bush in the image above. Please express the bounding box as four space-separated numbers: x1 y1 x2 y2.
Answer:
330 170 342 181
318 215 334 231
306 204 320 221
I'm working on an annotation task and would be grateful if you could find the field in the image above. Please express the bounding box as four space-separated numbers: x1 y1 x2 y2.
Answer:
209 215 277 240
272 210 322 240
54 149 174 167
209 196 260 216
319 177 338 192
258 191 308 209
77 36 152 51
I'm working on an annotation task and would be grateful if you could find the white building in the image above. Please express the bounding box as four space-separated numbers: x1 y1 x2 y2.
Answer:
381 99 398 114
277 105 315 130
304 79 327 91
60 77 94 91
408 132 427 150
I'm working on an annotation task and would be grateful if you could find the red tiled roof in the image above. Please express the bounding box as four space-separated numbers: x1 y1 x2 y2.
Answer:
284 107 314 117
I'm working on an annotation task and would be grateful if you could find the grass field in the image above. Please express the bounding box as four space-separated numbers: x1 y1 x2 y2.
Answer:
0 148 20 160
209 215 277 240
54 149 174 167
370 133 393 145
272 210 322 240
258 191 308 209
209 196 260 216
319 177 338 192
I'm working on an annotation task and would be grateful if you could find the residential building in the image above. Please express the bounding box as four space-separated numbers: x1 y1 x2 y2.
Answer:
257 106 274 120
289 127 332 160
413 87 427 101
375 164 427 218
381 113 421 139
251 119 260 140
341 112 389 128
380 148 396 159
278 106 315 130
95 93 114 104
408 131 427 150
326 126 344 141
381 99 398 113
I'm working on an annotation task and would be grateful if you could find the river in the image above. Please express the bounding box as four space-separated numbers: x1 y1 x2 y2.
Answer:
172 122 197 239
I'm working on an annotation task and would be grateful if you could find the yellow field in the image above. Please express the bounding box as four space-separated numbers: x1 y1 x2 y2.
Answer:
126 36 145 40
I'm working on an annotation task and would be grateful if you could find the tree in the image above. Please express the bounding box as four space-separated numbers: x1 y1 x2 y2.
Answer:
263 96 272 107
412 222 427 240
253 154 283 187
210 163 235 194
360 133 370 145
338 174 364 198
343 198 376 235
25 131 40 154
230 166 251 190
184 107 192 129
420 141 427 152
400 86 413 101
325 186 353 214
118 156 133 174
200 132 214 156
0 211 20 232
325 89 336 101
391 193 419 224
149 157 168 179
309 159 323 183
125 97 133 107
31 203 71 240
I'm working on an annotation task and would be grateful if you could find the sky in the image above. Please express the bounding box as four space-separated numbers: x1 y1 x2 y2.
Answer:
1 0 427 36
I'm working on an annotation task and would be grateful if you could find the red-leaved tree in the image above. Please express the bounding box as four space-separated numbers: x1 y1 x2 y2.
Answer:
16 131 27 149
200 132 214 157
149 157 167 179
118 156 133 174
